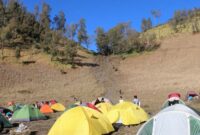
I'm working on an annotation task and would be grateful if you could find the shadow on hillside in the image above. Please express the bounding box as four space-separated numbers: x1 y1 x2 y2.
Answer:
30 131 38 135
76 54 87 59
74 58 99 67
52 56 99 68
75 62 99 67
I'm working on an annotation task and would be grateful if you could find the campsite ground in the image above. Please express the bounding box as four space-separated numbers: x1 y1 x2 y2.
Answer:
1 33 200 134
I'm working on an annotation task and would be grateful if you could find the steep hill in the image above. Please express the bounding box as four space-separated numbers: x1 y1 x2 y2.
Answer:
1 33 200 109
88 33 200 113
1 33 200 134
0 49 103 104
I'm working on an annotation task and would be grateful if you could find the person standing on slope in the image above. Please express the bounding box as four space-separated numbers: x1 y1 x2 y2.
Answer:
133 95 141 106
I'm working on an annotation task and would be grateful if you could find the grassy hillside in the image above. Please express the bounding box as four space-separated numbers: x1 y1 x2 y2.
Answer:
142 17 200 40
0 46 93 69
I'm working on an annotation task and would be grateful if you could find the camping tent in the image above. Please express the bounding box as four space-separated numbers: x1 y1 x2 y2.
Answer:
7 104 23 112
161 99 185 109
40 104 53 114
186 91 198 97
109 101 149 125
7 105 17 112
0 107 12 114
86 103 101 112
160 104 198 116
95 102 119 124
137 104 200 135
12 105 46 122
48 106 114 135
51 103 65 112
95 102 112 114
186 91 199 100
50 100 57 105
168 92 181 98
0 113 12 128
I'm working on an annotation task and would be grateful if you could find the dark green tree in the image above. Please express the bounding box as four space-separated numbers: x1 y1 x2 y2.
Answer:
39 2 51 30
66 23 78 40
95 27 109 55
78 18 88 48
53 11 66 32
0 0 5 27
141 18 152 32
39 2 52 50
65 40 77 68
107 23 130 54
34 4 39 21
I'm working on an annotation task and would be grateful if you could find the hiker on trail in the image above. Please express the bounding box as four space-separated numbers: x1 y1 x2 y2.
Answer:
32 104 36 108
34 102 38 108
133 95 141 106
37 101 43 109
73 97 79 102
119 89 122 95
119 96 124 103
187 95 193 101
94 98 101 105
101 98 105 103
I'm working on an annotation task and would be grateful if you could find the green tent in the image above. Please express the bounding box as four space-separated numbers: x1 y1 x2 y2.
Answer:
0 113 12 128
7 104 24 112
7 105 17 112
12 105 46 122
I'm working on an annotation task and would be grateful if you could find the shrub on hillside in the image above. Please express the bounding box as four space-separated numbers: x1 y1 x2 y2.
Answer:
15 46 21 59
140 33 160 52
192 20 200 34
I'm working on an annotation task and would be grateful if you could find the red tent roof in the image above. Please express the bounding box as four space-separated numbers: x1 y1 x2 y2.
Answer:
86 103 101 112
50 100 57 105
187 91 198 97
168 92 181 99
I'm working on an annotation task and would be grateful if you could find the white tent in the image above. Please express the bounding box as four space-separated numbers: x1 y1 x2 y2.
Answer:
159 104 199 117
137 104 200 135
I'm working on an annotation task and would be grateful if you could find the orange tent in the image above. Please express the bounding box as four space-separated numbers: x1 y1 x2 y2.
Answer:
40 104 53 114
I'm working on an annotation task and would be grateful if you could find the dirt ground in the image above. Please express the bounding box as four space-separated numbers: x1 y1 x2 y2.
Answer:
1 33 200 134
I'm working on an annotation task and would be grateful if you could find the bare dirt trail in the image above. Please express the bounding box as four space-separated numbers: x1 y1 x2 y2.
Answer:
90 56 124 103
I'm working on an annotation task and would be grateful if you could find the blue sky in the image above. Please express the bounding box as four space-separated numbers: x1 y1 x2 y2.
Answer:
22 0 200 51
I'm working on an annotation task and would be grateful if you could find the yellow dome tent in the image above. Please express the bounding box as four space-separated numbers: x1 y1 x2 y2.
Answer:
96 102 119 124
48 106 114 135
51 103 65 112
95 102 112 114
110 101 149 125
